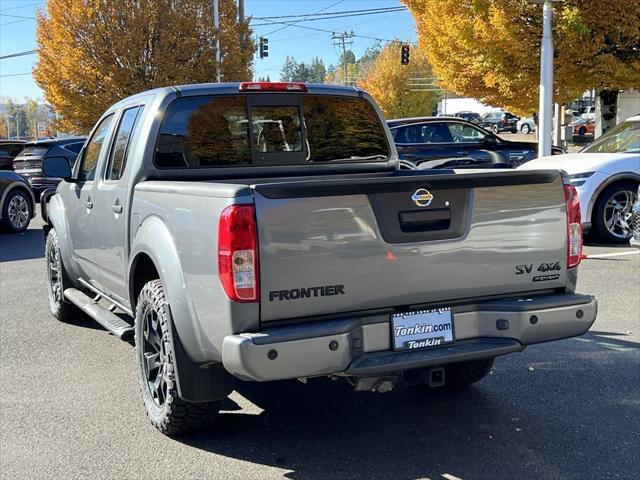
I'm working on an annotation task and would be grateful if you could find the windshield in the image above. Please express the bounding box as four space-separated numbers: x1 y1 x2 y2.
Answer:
582 120 640 154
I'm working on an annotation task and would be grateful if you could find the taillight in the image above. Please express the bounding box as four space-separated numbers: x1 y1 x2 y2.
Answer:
218 204 259 302
564 185 582 268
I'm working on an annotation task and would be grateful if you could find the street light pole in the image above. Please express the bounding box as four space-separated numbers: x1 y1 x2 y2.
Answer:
537 0 554 158
214 0 221 82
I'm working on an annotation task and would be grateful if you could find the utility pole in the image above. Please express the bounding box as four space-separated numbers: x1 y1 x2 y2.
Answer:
534 0 555 158
214 0 221 82
332 31 355 85
238 0 245 50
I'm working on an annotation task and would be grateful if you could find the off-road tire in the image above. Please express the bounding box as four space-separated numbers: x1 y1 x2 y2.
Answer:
592 181 638 243
135 279 220 435
443 358 494 388
45 229 81 322
1 188 31 232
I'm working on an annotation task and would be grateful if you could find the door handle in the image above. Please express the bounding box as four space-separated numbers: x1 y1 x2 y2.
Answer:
112 204 123 214
84 201 93 209
456 151 468 155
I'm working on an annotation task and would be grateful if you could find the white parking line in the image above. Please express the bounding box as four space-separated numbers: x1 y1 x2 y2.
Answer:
584 251 640 259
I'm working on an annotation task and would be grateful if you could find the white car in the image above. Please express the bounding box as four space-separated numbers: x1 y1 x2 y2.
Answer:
519 114 640 243
517 117 536 134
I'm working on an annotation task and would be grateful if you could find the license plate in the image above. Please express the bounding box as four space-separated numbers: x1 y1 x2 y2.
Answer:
391 308 454 351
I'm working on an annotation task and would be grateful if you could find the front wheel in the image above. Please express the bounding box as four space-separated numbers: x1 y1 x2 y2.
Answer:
135 279 220 435
521 124 531 134
592 182 638 243
45 229 81 322
491 124 499 134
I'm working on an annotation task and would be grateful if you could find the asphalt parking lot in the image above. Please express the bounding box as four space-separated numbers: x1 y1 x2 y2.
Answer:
1 219 638 480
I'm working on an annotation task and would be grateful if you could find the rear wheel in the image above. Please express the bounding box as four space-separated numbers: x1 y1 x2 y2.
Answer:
510 127 517 133
592 181 638 243
578 126 587 136
135 279 220 435
2 189 31 232
491 124 499 134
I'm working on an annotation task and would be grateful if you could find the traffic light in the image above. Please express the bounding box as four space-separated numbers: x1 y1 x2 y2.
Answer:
401 44 410 65
259 37 269 58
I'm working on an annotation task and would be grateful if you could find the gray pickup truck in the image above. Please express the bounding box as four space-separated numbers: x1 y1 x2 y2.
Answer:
42 82 596 435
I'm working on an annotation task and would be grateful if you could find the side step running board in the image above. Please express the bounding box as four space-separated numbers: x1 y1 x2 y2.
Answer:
64 288 134 340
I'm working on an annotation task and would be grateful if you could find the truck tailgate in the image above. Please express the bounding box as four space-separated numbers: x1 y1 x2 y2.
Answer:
253 170 568 322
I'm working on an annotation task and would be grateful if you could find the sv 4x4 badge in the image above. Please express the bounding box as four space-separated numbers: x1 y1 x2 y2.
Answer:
515 261 562 282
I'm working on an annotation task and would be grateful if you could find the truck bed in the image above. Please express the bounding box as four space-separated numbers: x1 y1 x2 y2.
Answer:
136 169 570 324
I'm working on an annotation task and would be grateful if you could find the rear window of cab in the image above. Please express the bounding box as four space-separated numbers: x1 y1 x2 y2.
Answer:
154 94 389 168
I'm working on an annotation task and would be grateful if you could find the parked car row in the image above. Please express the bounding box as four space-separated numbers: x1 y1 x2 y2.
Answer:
13 137 85 200
388 116 564 169
0 137 86 232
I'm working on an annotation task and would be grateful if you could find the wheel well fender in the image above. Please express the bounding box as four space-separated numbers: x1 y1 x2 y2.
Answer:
587 173 640 222
128 215 208 365
44 193 77 281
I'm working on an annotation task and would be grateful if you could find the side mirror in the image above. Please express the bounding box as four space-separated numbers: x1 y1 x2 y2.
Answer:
483 135 498 145
42 156 75 182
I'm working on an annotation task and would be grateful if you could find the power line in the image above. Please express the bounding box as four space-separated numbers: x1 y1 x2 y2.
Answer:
0 2 42 13
256 17 396 43
0 72 32 78
0 50 38 60
263 0 344 36
252 8 406 26
0 13 34 19
254 6 406 21
0 17 34 26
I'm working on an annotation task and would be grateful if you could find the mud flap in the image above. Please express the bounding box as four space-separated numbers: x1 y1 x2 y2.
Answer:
165 305 234 403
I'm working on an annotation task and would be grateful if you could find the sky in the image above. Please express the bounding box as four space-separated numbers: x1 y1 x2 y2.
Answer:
0 0 417 102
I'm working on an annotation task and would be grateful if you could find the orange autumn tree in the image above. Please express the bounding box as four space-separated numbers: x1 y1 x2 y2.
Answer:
34 0 254 133
402 0 640 114
358 41 438 119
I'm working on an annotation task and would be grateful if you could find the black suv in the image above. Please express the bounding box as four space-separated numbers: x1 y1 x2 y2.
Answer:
452 111 481 124
388 117 564 168
480 111 519 134
13 137 85 200
0 140 26 170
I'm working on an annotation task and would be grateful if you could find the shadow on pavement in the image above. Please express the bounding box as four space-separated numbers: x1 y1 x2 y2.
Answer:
0 227 45 262
173 333 640 480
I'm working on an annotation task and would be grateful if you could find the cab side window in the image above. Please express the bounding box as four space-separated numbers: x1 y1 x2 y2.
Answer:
78 114 115 182
107 106 141 181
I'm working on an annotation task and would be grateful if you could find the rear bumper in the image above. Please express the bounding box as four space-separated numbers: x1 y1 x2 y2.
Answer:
222 293 597 381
